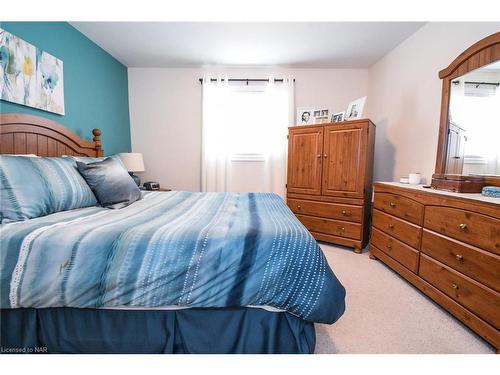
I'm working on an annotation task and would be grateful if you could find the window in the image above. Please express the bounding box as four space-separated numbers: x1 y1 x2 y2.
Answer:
201 78 294 195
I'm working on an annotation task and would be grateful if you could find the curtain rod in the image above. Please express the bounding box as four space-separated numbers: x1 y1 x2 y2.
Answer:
198 78 295 84
452 80 500 86
464 81 499 87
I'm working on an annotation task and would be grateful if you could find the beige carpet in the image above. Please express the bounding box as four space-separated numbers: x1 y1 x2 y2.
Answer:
315 243 495 354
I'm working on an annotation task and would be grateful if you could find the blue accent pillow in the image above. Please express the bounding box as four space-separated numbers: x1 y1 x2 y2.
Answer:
76 157 142 209
0 156 98 222
67 155 126 168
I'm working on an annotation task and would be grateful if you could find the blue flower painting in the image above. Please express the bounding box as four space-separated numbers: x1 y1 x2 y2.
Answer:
0 28 65 115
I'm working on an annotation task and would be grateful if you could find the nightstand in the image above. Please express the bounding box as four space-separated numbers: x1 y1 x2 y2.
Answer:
140 187 172 192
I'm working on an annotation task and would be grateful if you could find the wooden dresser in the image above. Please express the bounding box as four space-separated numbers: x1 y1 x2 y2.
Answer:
370 182 500 349
286 119 375 253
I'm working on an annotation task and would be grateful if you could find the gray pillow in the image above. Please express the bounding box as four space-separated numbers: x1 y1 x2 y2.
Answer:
76 157 142 209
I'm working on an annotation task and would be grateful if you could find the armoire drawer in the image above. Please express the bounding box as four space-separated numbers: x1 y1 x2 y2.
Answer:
296 214 361 240
371 227 419 272
421 229 500 292
372 209 422 249
424 206 500 255
373 192 424 225
288 199 362 223
419 254 500 330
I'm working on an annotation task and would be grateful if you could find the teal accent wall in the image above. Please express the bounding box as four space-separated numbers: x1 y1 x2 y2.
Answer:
0 22 131 155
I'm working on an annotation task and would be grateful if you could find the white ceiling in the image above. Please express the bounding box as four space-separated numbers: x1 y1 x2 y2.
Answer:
71 22 425 68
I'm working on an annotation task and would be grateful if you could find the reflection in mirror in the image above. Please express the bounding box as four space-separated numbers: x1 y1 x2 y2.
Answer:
446 60 500 176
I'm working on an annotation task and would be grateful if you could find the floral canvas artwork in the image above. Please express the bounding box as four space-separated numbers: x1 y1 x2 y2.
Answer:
0 28 64 115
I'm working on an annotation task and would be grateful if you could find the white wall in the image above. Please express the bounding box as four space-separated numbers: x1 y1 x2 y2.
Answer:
366 22 500 183
129 68 368 190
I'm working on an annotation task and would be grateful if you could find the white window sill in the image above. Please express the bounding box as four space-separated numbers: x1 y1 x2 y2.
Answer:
230 153 265 162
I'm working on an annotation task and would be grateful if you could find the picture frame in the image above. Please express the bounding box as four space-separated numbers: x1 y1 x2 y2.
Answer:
331 111 345 123
313 108 329 124
0 28 65 115
345 97 366 121
296 107 314 125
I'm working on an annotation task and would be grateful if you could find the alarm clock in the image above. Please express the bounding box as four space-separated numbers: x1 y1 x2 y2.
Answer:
143 181 160 191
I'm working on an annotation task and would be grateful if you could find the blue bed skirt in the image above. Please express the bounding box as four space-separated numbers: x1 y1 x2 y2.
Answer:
0 307 316 354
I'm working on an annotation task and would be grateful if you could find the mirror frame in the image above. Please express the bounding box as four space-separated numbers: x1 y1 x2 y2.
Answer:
435 31 500 186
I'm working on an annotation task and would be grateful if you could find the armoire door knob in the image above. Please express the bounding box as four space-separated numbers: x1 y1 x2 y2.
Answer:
323 154 328 158
317 154 321 158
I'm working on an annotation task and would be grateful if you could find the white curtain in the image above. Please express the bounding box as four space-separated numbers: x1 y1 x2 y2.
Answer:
201 76 294 197
201 77 230 192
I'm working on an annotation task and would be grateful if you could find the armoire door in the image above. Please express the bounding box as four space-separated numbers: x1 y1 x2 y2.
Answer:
445 122 467 174
287 126 323 195
322 124 367 198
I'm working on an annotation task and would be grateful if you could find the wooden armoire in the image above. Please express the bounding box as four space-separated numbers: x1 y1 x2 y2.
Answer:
445 121 467 174
286 119 376 253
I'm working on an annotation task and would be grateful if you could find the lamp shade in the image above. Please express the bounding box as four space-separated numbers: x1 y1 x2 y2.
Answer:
118 153 145 172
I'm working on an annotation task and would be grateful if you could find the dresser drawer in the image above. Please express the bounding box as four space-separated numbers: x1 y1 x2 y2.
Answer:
419 254 500 330
288 199 362 223
371 227 419 272
373 192 424 225
424 207 500 255
422 229 500 292
296 214 361 240
372 209 422 249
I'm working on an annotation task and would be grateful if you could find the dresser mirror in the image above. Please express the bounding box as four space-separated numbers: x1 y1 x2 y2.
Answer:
435 32 500 186
447 61 500 175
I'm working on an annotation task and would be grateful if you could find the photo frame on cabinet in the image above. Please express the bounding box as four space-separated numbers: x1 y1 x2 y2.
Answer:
313 108 329 124
296 107 314 125
345 97 366 121
331 111 345 123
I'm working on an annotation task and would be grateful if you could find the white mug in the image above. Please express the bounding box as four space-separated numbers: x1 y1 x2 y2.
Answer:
408 173 421 185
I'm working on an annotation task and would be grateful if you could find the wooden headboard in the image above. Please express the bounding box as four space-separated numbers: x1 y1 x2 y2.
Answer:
0 113 102 157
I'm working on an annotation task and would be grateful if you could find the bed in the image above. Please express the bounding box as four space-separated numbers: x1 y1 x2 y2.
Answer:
0 113 346 354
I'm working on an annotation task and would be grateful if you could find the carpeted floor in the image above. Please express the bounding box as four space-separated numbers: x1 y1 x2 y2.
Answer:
315 243 496 354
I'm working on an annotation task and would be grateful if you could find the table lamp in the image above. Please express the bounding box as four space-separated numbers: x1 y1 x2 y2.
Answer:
118 152 145 186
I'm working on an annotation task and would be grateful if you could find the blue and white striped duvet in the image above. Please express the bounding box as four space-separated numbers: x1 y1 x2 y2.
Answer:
0 191 345 324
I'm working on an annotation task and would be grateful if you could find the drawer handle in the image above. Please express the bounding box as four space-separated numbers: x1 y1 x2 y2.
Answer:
341 210 349 216
389 202 396 207
451 283 459 290
459 223 468 231
297 205 301 209
340 227 345 231
455 254 464 262
388 224 394 229
386 244 392 251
